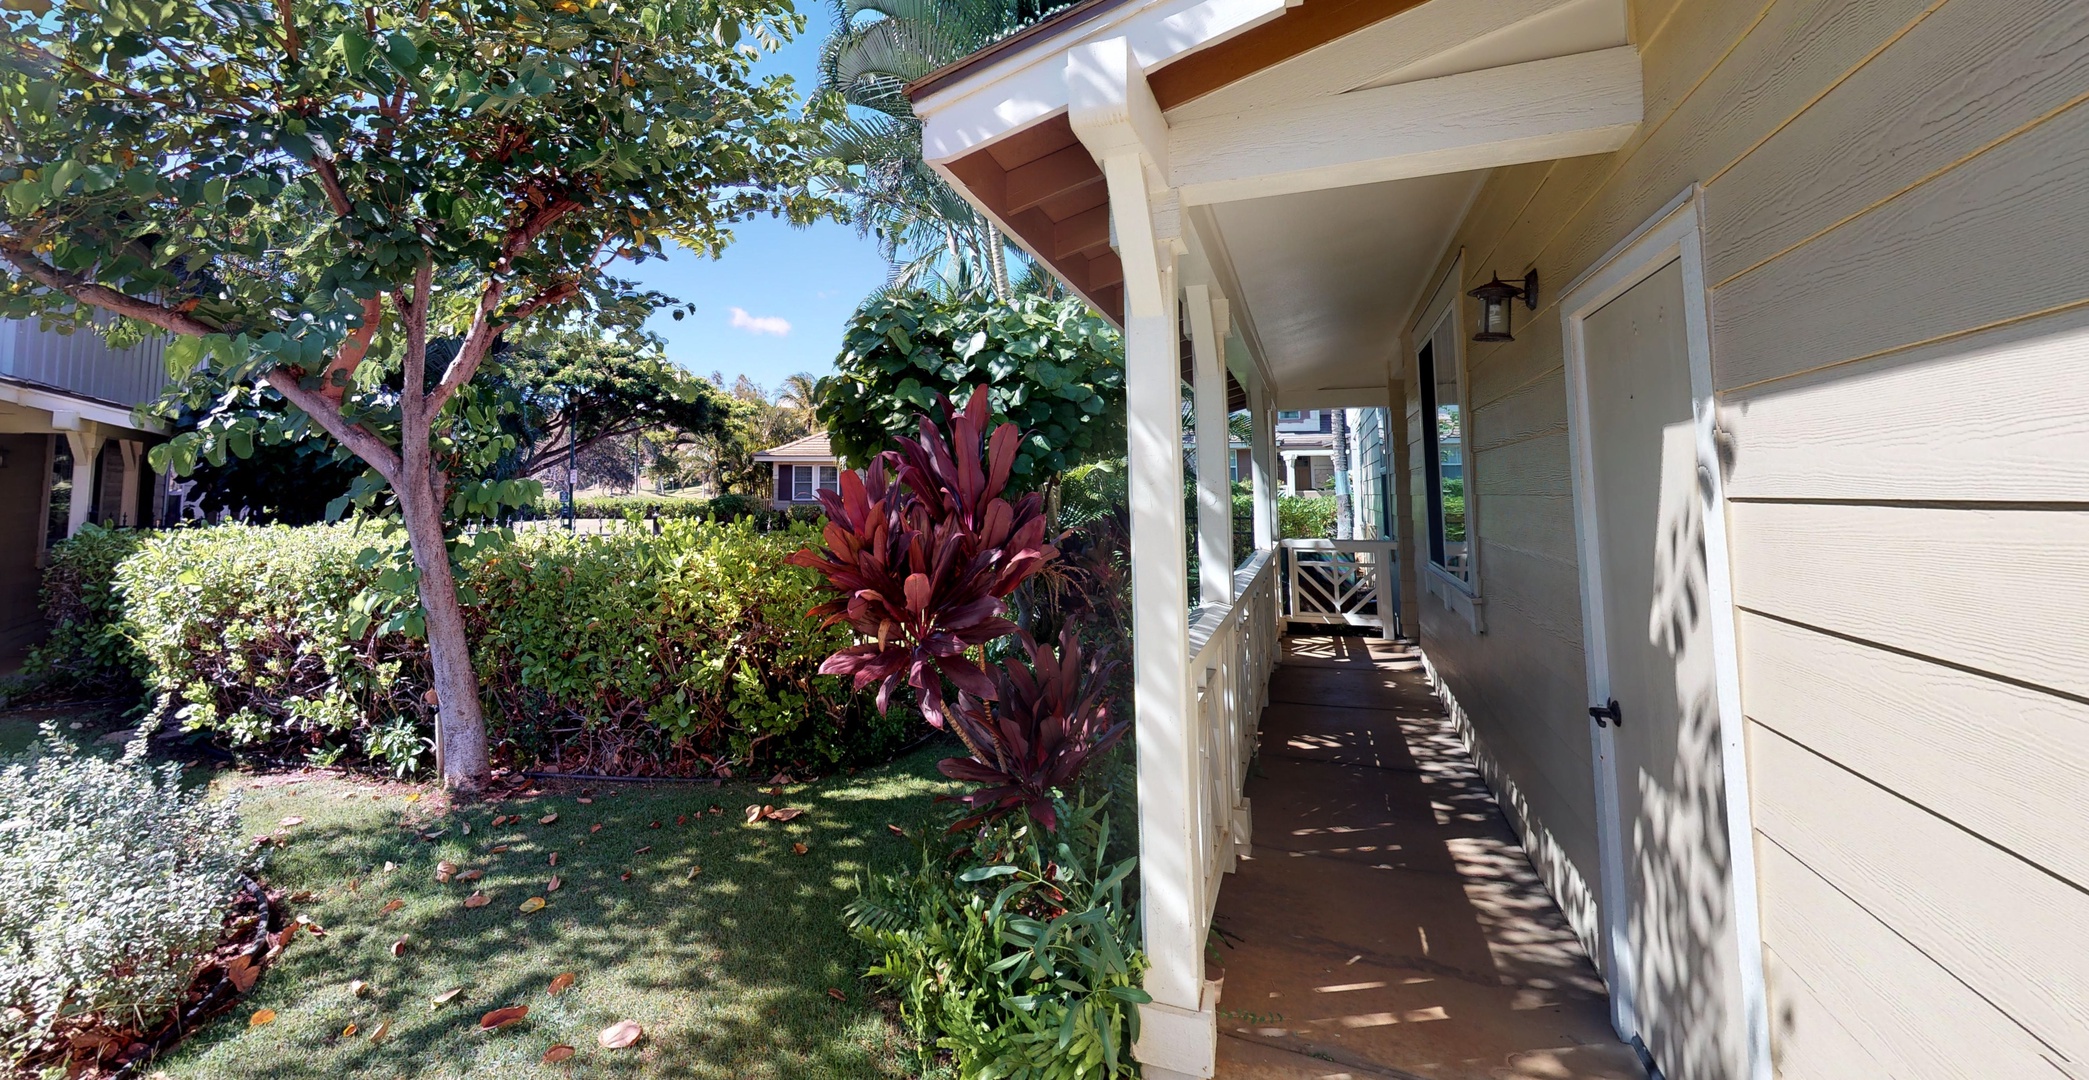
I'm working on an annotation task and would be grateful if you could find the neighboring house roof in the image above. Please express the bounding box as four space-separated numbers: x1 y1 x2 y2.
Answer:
751 432 836 463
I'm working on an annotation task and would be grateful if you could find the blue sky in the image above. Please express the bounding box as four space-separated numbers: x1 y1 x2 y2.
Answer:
619 7 890 394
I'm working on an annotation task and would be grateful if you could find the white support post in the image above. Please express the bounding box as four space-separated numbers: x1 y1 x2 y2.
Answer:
116 440 142 527
1281 451 1298 496
64 425 103 537
1248 370 1276 549
1188 285 1232 607
1070 35 1214 1080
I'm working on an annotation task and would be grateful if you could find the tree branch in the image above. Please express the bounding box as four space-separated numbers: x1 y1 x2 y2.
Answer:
0 241 220 337
314 295 383 403
264 369 401 483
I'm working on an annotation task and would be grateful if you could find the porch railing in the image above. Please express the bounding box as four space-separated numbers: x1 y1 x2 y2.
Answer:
1183 549 1281 937
1280 538 1399 639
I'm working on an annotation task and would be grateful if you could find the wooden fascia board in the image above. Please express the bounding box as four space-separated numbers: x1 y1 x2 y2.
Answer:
1168 45 1643 205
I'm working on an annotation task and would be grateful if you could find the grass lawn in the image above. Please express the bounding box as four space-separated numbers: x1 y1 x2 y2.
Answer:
135 742 965 1080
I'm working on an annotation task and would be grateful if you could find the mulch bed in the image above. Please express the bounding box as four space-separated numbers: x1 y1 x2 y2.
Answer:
10 877 295 1080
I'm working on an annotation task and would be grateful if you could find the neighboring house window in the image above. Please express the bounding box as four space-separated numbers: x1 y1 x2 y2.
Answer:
1278 410 1302 421
818 465 840 494
791 465 814 502
1419 339 1470 583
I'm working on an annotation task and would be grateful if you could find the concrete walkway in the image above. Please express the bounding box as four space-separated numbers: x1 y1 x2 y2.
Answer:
1210 635 1644 1080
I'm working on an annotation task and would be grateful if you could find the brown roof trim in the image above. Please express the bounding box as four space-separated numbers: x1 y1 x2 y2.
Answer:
904 0 1137 104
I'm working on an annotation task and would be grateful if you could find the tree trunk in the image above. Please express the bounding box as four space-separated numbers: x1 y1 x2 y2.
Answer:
1331 408 1354 541
397 471 491 791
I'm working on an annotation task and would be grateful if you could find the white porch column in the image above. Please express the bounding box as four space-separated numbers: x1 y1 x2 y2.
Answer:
1248 370 1276 549
1281 450 1298 496
1188 286 1232 606
116 440 143 527
1070 36 1215 1080
63 425 103 537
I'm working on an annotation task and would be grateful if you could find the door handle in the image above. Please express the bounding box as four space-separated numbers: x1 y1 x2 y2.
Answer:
1589 698 1623 728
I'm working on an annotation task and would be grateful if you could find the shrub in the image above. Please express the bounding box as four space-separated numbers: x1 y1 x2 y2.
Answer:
471 519 898 767
1278 494 1336 540
0 726 248 1068
942 629 1127 831
19 525 146 694
116 520 899 774
847 797 1148 1079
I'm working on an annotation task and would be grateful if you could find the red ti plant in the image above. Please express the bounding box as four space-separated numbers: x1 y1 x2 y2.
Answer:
940 628 1128 832
786 387 1055 742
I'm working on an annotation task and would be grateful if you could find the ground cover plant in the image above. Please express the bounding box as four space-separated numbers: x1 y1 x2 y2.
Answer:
0 726 253 1075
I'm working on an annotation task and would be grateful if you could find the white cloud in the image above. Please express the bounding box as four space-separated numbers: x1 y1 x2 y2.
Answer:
728 307 792 337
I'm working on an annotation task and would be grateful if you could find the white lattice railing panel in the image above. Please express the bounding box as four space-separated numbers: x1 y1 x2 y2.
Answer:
1282 538 1399 638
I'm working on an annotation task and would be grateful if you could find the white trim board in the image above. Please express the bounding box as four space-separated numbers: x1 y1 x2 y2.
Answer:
1556 188 1770 1080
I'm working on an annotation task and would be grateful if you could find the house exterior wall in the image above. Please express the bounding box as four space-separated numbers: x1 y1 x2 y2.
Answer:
1404 1 2089 1076
0 433 50 657
0 317 168 408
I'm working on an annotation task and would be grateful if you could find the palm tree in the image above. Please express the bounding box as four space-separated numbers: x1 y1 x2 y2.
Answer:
815 0 1077 299
777 372 822 424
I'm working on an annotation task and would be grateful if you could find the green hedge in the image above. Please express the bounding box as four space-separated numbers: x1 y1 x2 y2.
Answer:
103 519 903 774
528 491 820 526
19 525 145 696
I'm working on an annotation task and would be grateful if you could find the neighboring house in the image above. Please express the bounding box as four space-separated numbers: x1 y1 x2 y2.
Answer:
910 3 2089 1079
750 432 852 510
0 318 169 656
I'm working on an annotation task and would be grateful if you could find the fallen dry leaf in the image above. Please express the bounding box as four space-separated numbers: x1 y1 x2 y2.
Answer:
341 1022 358 1037
576 796 594 804
479 1005 528 1030
597 1020 643 1049
383 861 397 874
490 845 511 854
588 824 602 834
547 875 562 892
633 845 651 855
464 892 490 909
547 972 576 996
676 815 687 826
433 987 467 1007
887 824 904 837
436 860 459 883
249 1009 275 1027
685 865 701 881
391 936 409 957
827 988 847 1002
519 896 547 913
744 805 763 824
349 980 369 998
708 805 723 815
379 898 405 915
370 1019 391 1043
767 807 805 823
619 871 632 882
792 842 809 856
538 813 559 825
548 852 559 866
458 868 483 882
543 1044 576 1064
649 821 660 829
461 822 472 835
278 816 304 827
223 955 259 992
404 793 422 803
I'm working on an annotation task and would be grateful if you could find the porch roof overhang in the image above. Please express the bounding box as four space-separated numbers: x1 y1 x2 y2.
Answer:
907 0 1644 408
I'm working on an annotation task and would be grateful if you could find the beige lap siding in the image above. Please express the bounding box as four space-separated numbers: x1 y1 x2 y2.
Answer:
1402 0 2089 1075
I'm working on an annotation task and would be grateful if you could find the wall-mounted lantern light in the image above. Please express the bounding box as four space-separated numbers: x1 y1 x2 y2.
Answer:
1468 270 1539 342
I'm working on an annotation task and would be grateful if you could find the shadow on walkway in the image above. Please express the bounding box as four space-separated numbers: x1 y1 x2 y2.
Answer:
1211 635 1644 1080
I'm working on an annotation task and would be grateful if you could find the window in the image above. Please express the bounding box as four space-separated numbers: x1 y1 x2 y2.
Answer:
1278 410 1303 421
791 465 814 502
818 466 840 494
1419 338 1469 583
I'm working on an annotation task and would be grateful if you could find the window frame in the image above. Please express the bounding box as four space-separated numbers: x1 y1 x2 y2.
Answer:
791 464 814 502
1411 259 1484 631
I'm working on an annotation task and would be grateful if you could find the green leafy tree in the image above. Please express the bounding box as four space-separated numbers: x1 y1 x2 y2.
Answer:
817 290 1123 487
0 0 831 790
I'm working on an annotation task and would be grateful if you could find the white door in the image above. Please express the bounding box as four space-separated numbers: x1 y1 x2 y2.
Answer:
1580 258 1747 1080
